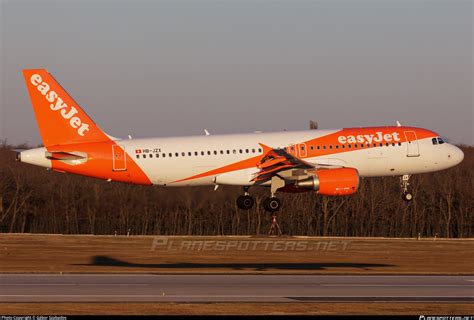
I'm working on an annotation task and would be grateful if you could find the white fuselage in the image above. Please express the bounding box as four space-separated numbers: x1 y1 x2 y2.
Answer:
116 129 463 186
19 127 464 187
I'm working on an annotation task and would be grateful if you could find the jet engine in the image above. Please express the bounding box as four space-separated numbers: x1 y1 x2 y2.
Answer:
294 168 359 196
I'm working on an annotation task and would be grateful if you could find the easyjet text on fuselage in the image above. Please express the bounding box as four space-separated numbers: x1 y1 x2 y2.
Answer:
337 132 401 144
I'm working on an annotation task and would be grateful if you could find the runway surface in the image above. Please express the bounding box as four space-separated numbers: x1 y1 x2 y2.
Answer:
1 274 473 303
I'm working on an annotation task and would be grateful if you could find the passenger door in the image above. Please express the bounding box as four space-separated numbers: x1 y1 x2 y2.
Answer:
404 131 420 157
112 145 127 171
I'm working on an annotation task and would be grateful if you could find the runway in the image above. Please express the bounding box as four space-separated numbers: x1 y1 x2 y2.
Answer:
1 274 473 303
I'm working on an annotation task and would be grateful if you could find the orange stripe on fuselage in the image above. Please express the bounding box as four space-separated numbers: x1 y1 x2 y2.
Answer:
173 155 263 183
172 126 438 184
49 141 152 185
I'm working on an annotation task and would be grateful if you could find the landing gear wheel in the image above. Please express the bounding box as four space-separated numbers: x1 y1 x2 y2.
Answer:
400 175 413 202
263 197 281 212
402 192 413 202
237 195 254 210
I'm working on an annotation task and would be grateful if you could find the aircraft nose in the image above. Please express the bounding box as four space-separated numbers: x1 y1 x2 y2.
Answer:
448 145 464 166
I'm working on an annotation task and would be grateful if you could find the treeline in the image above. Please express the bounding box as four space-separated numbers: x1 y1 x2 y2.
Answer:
0 144 472 237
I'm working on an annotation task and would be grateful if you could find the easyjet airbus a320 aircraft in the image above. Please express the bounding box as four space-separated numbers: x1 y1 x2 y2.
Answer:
17 69 464 212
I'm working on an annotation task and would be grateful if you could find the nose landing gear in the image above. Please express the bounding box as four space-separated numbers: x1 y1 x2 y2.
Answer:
402 192 413 202
400 174 413 202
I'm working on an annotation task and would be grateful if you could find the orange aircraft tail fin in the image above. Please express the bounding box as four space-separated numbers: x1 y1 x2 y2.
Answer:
23 69 111 147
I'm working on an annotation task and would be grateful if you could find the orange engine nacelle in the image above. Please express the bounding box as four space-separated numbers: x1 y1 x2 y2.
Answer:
294 168 359 196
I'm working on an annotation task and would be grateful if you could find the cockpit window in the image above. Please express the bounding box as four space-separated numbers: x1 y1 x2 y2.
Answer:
433 137 446 145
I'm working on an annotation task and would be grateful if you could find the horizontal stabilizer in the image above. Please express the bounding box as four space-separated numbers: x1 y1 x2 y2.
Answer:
45 151 87 161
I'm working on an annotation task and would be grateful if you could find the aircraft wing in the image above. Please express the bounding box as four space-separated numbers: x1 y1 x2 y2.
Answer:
252 144 340 184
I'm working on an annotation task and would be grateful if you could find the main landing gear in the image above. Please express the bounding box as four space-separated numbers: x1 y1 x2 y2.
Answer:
236 187 255 210
262 176 285 212
400 174 413 202
262 195 281 213
236 187 282 212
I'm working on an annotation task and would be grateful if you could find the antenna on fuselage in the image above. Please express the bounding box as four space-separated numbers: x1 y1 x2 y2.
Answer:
396 121 402 127
309 120 318 130
204 129 210 136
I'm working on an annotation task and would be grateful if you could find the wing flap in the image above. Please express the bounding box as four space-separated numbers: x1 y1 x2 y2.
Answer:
252 143 345 184
258 156 290 169
252 144 315 183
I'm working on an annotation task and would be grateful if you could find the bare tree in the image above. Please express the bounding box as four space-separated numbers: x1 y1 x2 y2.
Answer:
0 144 472 237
